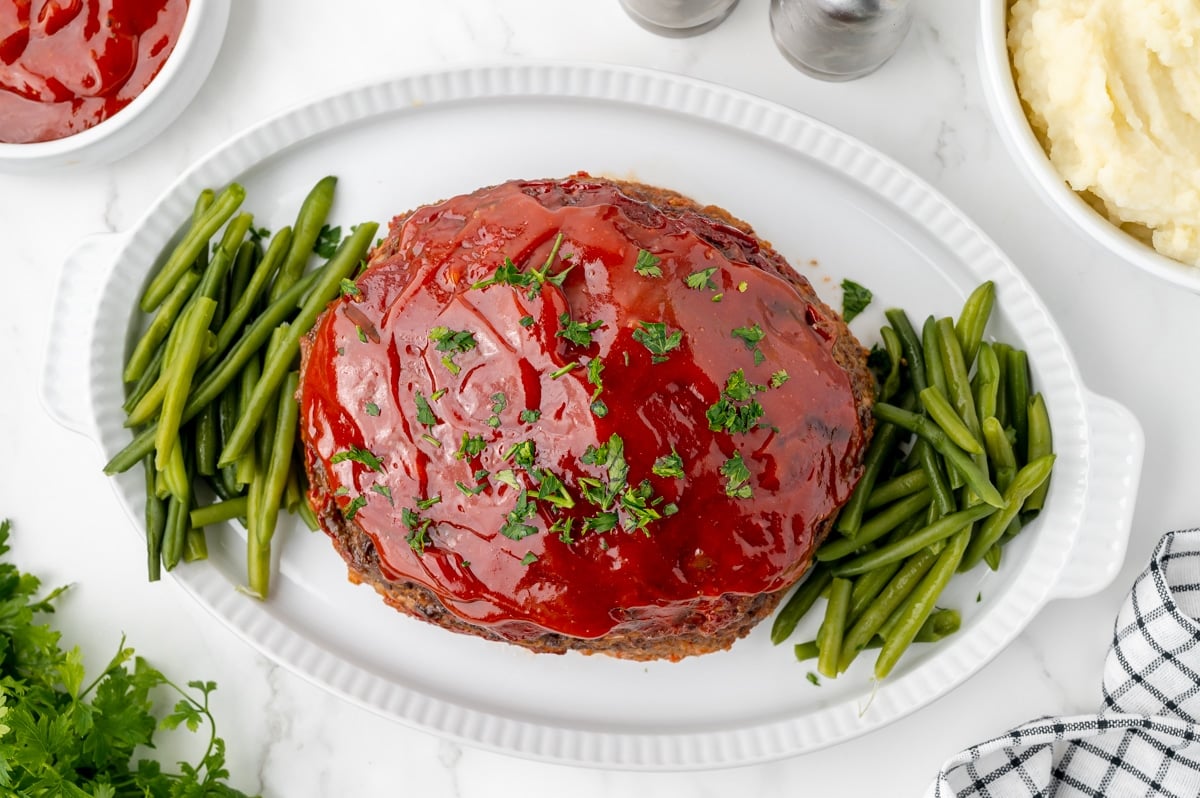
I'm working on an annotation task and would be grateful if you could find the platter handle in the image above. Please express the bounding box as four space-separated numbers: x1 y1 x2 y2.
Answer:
39 232 126 437
1049 391 1143 599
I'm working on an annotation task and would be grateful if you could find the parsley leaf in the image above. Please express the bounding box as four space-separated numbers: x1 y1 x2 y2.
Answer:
557 312 603 347
652 451 685 478
770 370 790 388
330 445 384 472
587 357 604 400
841 279 873 323
339 278 361 298
519 408 541 423
685 266 719 291
500 491 539 540
632 321 684 363
731 323 765 349
314 224 342 258
455 432 487 461
520 552 538 566
519 314 536 328
365 401 381 416
428 326 477 375
343 494 368 518
634 249 662 278
414 391 439 427
719 451 754 499
401 507 434 554
371 484 394 505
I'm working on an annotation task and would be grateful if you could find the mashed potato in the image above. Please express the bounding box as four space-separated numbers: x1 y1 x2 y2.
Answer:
1009 0 1200 266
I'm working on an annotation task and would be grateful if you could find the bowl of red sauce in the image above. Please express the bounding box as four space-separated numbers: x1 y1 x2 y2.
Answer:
0 0 229 172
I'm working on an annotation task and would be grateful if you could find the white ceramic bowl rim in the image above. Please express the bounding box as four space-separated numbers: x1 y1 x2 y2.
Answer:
0 0 218 162
978 0 1200 292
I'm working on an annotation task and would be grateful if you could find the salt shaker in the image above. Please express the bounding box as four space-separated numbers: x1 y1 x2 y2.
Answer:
620 0 741 37
769 0 913 81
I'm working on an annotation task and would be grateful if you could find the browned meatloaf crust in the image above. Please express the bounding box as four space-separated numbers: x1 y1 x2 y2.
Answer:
300 175 875 661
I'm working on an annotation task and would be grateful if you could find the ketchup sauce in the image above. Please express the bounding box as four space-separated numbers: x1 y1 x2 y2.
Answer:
0 0 189 143
300 177 871 640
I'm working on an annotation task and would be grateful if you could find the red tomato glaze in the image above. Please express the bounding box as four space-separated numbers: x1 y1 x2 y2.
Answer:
0 0 189 143
300 176 871 641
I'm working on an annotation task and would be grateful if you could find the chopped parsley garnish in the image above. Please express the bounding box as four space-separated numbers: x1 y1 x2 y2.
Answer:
340 278 362 298
557 312 603 347
430 387 448 401
634 249 662 278
331 445 383 472
455 432 487 460
415 494 442 511
841 278 873 323
487 416 501 429
770 370 790 388
420 433 441 448
806 672 821 686
620 480 665 535
456 470 490 497
707 370 766 435
550 362 579 379
652 451 685 479
719 451 754 499
632 321 683 363
356 326 367 343
737 281 749 293
531 468 574 508
685 266 719 291
365 401 381 416
504 440 537 468
414 391 439 427
495 469 520 489
343 495 369 519
519 408 541 423
587 357 604 400
520 552 538 566
590 399 609 418
583 512 619 534
500 490 539 540
402 507 434 554
314 224 341 258
520 314 535 327
250 225 271 241
732 323 766 366
550 516 576 544
334 486 349 497
491 392 508 414
712 293 724 303
470 233 571 299
428 326 477 375
371 484 394 505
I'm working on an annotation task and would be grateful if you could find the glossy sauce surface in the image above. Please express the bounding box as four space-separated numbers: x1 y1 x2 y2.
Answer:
0 0 188 143
300 177 869 640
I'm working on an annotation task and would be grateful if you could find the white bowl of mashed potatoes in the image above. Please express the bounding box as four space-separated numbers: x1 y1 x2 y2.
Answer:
980 0 1200 290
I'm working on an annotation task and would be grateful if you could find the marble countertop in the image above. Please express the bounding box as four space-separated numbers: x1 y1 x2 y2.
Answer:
3 1 1195 795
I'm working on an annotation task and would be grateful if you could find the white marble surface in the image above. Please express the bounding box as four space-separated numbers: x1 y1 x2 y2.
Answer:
2 1 1194 795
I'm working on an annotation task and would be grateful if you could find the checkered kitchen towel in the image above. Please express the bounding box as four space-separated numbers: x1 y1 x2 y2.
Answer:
934 529 1200 797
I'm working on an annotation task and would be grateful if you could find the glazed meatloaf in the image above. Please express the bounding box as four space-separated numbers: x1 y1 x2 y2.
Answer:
298 175 874 661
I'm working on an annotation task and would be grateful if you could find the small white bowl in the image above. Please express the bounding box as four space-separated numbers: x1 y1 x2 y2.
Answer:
978 0 1200 292
0 0 230 174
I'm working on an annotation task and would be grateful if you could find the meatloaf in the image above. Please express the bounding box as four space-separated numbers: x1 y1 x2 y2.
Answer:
298 174 874 661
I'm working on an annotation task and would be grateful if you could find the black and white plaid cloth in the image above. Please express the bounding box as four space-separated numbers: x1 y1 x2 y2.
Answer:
933 529 1200 797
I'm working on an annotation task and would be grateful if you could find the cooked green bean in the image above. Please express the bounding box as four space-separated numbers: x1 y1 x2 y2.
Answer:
794 640 820 662
771 565 833 645
270 176 337 301
194 403 220 476
1006 348 1031 463
835 420 903 537
124 341 167 414
154 297 217 471
871 403 1004 508
817 578 852 678
916 438 955 518
993 342 1012 427
819 488 933 561
213 225 292 357
196 212 253 302
921 315 949 400
218 222 377 467
249 372 300 599
1024 393 1053 513
875 527 970 679
837 548 938 673
935 316 982 443
190 496 249 528
143 453 167 582
865 468 929 510
919 386 984 455
913 608 961 643
879 326 902 402
833 502 996 577
973 343 1001 423
297 498 319 532
229 237 259 302
141 184 246 312
982 416 1017 491
184 525 208 563
847 557 905 625
124 269 201 384
954 281 994 369
234 351 262 488
884 308 927 394
960 454 1056 570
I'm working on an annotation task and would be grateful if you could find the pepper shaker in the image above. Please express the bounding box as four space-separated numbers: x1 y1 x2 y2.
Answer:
769 0 913 81
620 0 741 37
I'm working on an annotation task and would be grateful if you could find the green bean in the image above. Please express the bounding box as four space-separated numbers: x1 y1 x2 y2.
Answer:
883 308 927 394
1024 393 1053 513
847 557 906 625
865 468 929 510
982 416 1017 491
229 237 260 302
297 498 319 532
213 225 292 357
190 496 249 528
103 267 323 475
875 527 971 679
184 525 208 563
837 548 938 673
871 403 1004 508
194 403 220 476
817 578 852 678
249 372 300 599
835 420 904 537
960 454 1056 571
124 340 167 414
160 439 193 570
159 417 190 500
192 212 252 306
794 641 820 662
1006 348 1031 464
914 608 961 643
143 453 167 582
921 315 949 399
954 281 994 370
153 297 217 471
270 176 337 302
879 326 902 402
918 386 984 455
217 384 242 497
935 317 982 443
284 465 301 512
771 564 833 644
833 502 996 577
141 184 246 312
973 343 1001 423
819 489 933 561
983 544 1002 570
916 438 955 518
218 222 377 467
993 342 1012 428
234 351 262 488
124 269 201 383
